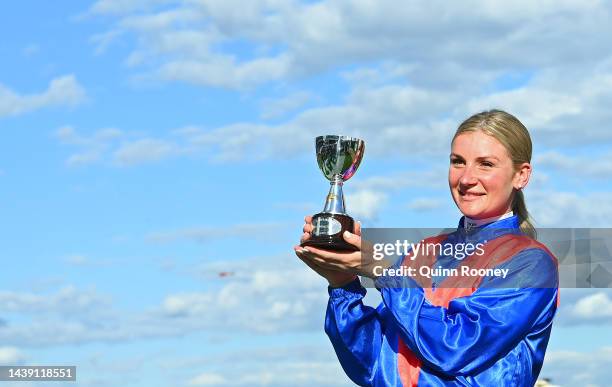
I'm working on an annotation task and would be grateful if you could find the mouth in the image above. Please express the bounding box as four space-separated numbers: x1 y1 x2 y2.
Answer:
458 190 485 201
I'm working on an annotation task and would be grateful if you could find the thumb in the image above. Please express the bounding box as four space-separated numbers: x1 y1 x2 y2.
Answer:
343 230 361 249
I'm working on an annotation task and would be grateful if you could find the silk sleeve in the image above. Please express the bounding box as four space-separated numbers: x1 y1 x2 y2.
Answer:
379 247 558 377
324 278 383 386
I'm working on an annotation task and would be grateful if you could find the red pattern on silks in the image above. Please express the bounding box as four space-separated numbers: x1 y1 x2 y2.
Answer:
396 234 559 387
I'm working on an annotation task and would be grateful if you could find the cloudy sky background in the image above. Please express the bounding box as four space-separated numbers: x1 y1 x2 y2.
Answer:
2 1 612 386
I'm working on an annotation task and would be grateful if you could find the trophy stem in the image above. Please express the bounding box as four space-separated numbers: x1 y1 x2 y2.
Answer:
322 175 346 214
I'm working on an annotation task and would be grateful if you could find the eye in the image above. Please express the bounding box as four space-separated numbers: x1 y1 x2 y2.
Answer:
480 160 495 168
450 157 464 166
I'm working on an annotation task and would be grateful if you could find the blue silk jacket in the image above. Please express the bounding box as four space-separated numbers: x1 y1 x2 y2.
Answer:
325 215 559 386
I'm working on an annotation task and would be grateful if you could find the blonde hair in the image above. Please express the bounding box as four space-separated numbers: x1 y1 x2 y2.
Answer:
453 109 536 238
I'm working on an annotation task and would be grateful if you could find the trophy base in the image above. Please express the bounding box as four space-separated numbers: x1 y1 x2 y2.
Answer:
301 213 359 252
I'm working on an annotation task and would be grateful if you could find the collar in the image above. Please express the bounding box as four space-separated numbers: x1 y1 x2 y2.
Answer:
463 211 514 232
456 212 520 243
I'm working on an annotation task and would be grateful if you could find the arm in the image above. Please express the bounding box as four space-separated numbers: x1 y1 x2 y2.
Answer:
296 216 381 384
325 278 383 386
379 248 558 377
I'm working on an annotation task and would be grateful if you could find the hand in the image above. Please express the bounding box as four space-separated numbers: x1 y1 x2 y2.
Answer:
295 216 388 281
295 216 357 287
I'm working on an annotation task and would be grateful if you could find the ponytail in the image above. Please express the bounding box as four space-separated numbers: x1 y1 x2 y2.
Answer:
513 190 536 239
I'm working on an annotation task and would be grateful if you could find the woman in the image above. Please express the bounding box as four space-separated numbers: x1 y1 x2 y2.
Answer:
294 110 559 386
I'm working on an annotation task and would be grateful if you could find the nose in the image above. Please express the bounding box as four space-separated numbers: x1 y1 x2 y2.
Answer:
459 164 478 187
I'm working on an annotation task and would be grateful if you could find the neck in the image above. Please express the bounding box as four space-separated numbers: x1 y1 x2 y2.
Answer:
464 211 514 229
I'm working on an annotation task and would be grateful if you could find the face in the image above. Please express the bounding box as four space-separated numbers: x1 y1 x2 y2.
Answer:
449 131 530 219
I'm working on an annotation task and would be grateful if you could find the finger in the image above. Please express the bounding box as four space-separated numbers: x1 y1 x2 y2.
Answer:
302 245 341 260
296 249 338 276
304 215 313 224
302 223 314 233
302 245 358 263
303 251 348 271
300 232 311 244
354 220 361 236
296 247 329 267
295 249 318 268
343 230 362 250
299 251 352 277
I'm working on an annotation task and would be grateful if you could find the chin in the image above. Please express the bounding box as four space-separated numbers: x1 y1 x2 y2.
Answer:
457 203 489 219
455 202 483 219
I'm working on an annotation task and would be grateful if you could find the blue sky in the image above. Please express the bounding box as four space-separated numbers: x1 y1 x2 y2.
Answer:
2 1 612 386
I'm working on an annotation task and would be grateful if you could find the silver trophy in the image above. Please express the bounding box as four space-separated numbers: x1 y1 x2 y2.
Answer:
301 135 365 251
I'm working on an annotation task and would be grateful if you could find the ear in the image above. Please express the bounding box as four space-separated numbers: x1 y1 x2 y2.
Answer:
513 162 532 190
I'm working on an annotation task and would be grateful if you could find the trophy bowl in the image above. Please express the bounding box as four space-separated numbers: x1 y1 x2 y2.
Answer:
301 135 365 251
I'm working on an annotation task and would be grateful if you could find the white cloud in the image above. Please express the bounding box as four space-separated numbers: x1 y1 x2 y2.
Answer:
541 346 612 387
351 169 448 192
407 198 442 212
571 292 612 319
55 126 124 166
0 286 110 316
90 29 125 55
63 254 116 267
465 80 582 131
0 253 332 347
260 91 313 119
0 347 25 364
55 125 123 146
166 86 458 163
145 223 287 244
554 289 612 326
146 256 326 337
112 138 181 166
0 75 86 117
89 0 173 16
464 69 612 146
53 73 612 167
161 292 214 317
152 260 329 335
179 345 352 387
0 286 126 346
50 70 612 167
346 189 388 220
188 373 228 386
88 0 612 89
57 69 612 166
156 55 292 89
535 151 612 179
337 169 450 220
55 125 191 167
528 191 612 227
81 0 612 161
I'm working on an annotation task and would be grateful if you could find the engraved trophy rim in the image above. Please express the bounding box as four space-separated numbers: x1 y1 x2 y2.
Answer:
315 134 362 141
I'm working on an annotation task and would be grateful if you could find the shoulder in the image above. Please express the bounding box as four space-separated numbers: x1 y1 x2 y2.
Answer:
508 246 558 273
506 235 558 267
486 234 557 265
486 241 558 288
